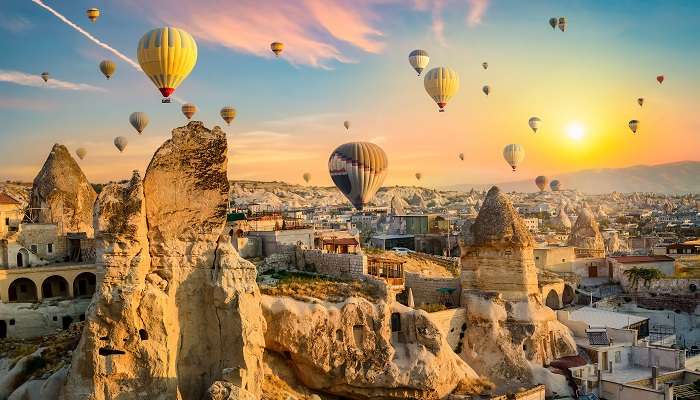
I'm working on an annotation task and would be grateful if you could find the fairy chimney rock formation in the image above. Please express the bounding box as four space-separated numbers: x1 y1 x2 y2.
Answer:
30 143 97 236
551 207 572 232
460 186 539 300
568 204 605 256
61 122 266 400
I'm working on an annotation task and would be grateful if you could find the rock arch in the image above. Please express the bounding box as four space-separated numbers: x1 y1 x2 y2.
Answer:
562 284 576 305
42 275 70 299
545 289 562 310
8 277 38 302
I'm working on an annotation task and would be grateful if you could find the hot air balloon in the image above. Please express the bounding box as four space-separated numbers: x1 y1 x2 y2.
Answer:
270 42 284 57
424 67 459 112
558 17 567 32
40 72 49 82
114 136 128 153
303 173 311 183
503 144 525 171
549 17 557 29
328 142 388 210
528 117 542 133
181 103 197 119
86 8 100 23
129 112 149 134
408 49 430 76
482 85 491 96
458 153 464 161
99 60 116 79
550 180 561 191
76 148 87 160
535 175 548 192
220 106 236 125
482 62 488 70
344 120 350 130
656 75 664 84
637 98 644 107
628 119 639 134
415 172 422 181
137 27 197 103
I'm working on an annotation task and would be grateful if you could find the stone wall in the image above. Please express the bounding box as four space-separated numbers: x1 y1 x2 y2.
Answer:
18 223 65 261
0 298 91 339
426 308 466 349
236 236 262 259
405 272 461 307
297 249 366 280
248 228 314 256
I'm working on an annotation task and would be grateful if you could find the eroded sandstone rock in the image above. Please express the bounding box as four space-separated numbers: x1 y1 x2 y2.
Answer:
30 144 97 236
568 204 605 254
262 295 479 399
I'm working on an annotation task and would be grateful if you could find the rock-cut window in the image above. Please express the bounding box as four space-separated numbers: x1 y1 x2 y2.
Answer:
47 243 53 253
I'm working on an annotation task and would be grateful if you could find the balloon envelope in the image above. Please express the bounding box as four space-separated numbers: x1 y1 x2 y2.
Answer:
408 49 430 76
482 62 488 70
656 75 664 84
558 17 567 31
86 8 99 23
99 60 116 79
535 175 548 192
129 112 149 134
482 85 490 96
271 42 284 57
503 144 525 171
76 148 87 160
328 142 388 210
459 153 464 161
303 173 311 183
415 172 422 180
181 103 197 119
528 117 541 133
137 27 197 99
637 98 644 107
40 72 49 82
424 67 459 112
220 106 236 125
114 136 128 152
550 180 561 191
628 120 639 133
344 120 350 130
549 17 557 29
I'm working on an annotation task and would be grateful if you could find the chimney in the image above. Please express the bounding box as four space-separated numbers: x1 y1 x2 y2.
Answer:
651 365 658 390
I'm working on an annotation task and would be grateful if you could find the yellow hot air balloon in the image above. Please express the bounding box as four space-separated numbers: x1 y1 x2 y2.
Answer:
628 120 639 134
99 60 116 79
86 8 100 23
408 50 430 76
303 173 311 183
40 72 49 82
76 147 87 160
270 42 284 57
329 142 388 210
137 27 197 102
181 103 197 119
424 67 459 112
114 136 128 153
503 144 525 171
129 112 149 134
220 106 236 125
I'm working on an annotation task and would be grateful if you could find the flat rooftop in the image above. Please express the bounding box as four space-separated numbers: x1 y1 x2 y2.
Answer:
570 306 648 329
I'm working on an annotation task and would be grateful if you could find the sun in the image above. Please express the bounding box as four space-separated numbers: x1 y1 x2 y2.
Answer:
566 122 585 141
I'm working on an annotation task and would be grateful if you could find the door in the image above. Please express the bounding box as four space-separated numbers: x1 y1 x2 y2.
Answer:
62 316 73 330
16 252 23 267
0 320 6 339
69 239 81 262
588 264 598 278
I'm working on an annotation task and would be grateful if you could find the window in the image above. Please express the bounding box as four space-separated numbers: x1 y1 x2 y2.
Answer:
535 256 540 260
30 244 37 253
4 217 8 226
562 258 566 262
47 243 53 254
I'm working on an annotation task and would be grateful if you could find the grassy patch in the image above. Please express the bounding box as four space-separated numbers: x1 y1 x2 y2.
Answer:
416 303 448 313
260 271 381 302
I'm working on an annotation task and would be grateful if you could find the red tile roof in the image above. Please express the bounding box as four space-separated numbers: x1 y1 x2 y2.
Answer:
0 192 20 205
612 255 675 264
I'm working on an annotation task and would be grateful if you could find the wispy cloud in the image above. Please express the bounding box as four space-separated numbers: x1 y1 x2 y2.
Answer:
31 0 141 70
0 97 54 111
466 0 489 27
0 69 105 92
0 14 32 33
414 0 490 45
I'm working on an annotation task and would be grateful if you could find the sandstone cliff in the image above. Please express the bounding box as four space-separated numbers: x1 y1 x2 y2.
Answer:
30 144 97 236
261 294 482 399
61 122 266 400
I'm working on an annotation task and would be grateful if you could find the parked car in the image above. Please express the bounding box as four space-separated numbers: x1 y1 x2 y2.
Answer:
391 247 411 255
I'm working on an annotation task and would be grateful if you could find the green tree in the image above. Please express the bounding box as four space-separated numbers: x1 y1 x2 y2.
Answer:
623 267 664 292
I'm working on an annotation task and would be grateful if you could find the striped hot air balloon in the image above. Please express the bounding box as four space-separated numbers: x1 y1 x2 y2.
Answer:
220 106 236 125
535 175 548 192
86 8 100 23
270 42 284 57
328 142 388 210
76 147 87 160
181 103 197 119
408 49 430 76
503 144 525 171
424 66 459 112
137 27 197 102
129 112 149 134
99 60 116 79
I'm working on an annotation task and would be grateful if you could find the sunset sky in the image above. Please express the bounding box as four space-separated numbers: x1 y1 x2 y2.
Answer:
1 0 699 187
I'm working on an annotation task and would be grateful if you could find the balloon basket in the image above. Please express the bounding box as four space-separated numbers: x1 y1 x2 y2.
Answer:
162 98 171 103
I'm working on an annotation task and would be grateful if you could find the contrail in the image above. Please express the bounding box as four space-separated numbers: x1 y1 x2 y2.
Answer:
0 69 105 92
31 0 141 70
31 0 188 103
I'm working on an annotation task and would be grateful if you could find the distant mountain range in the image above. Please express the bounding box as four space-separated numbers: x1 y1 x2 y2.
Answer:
444 161 700 194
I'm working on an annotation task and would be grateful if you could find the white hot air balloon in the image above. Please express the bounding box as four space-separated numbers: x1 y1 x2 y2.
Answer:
129 112 149 134
75 147 87 160
503 144 525 171
408 49 430 76
528 117 541 133
114 136 128 153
